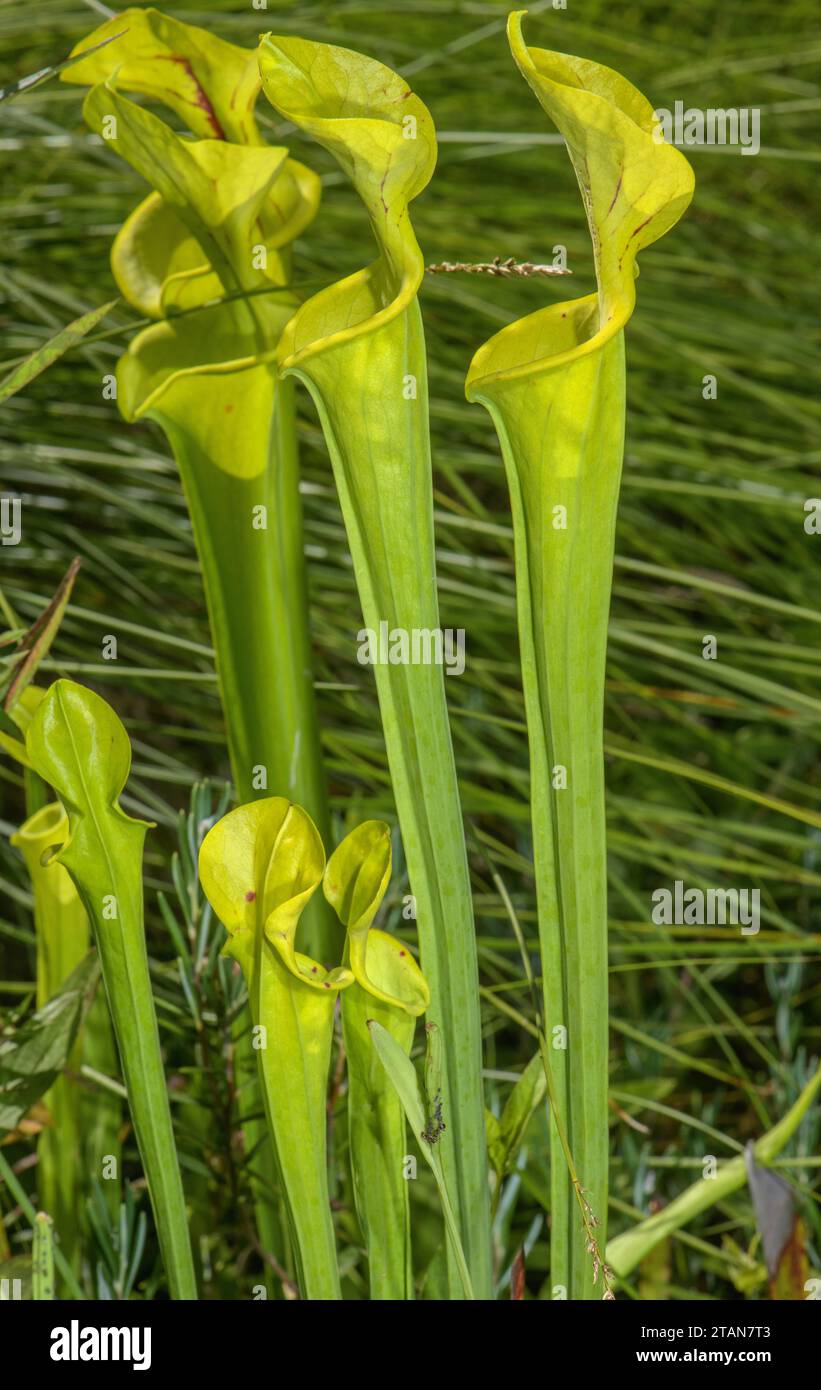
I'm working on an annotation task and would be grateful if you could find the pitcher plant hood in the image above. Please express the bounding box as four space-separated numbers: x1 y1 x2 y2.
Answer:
258 32 436 372
76 77 319 430
466 10 694 401
61 6 263 144
199 798 352 990
64 14 321 432
324 820 429 1016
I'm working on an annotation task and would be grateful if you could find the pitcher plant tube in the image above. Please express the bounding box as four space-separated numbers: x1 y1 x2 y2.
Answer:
324 820 428 1299
25 680 196 1299
11 802 88 1260
466 11 695 1298
63 14 335 1268
199 797 356 1299
199 798 441 1298
258 31 492 1300
62 11 336 963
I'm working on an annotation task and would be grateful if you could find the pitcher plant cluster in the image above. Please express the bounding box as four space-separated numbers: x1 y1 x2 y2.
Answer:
5 6 820 1302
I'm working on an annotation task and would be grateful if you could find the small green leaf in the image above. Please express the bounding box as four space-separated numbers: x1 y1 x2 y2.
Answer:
485 1109 505 1180
498 1051 547 1174
342 981 415 1299
367 1019 428 1143
324 820 391 933
745 1143 808 1300
323 819 427 1296
11 794 91 1254
11 798 90 1006
0 953 99 1134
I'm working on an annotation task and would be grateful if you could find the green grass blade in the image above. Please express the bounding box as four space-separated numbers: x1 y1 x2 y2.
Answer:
0 29 125 104
343 988 415 1298
0 301 117 405
2 560 80 715
0 952 98 1136
368 1019 474 1300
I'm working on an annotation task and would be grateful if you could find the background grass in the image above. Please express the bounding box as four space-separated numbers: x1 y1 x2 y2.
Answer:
1 0 820 1299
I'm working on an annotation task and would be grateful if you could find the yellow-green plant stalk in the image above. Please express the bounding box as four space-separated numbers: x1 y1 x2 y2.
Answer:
466 12 694 1299
258 32 492 1300
324 821 429 1299
11 803 87 1258
25 680 196 1300
62 12 336 963
199 798 355 1299
32 1212 55 1301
